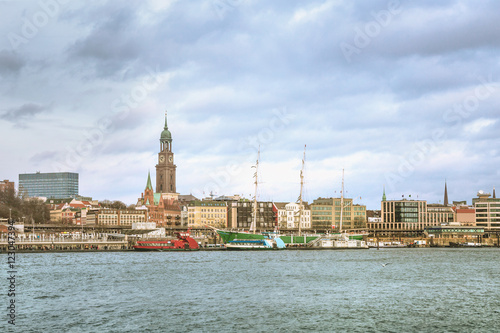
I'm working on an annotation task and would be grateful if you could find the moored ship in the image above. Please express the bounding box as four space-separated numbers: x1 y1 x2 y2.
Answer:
225 237 286 250
134 231 199 251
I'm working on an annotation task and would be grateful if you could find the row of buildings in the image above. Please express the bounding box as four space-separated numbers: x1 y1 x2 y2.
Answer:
2 112 499 235
368 186 499 235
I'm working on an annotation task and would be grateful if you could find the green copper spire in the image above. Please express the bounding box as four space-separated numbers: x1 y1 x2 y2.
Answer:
444 180 449 206
146 171 153 190
382 186 387 202
160 110 172 142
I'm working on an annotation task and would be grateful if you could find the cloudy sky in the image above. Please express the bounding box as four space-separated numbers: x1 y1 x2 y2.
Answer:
1 0 499 209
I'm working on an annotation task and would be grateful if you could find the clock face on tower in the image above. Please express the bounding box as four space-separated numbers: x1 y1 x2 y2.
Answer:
159 155 165 163
169 156 173 163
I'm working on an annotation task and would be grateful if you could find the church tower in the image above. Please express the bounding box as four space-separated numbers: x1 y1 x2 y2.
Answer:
156 111 177 194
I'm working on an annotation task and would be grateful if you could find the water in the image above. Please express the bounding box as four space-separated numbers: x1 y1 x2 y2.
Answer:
2 248 500 332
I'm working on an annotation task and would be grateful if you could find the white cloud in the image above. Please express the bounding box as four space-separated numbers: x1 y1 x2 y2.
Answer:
464 118 497 135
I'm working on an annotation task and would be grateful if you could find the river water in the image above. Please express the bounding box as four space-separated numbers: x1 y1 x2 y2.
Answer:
2 248 500 332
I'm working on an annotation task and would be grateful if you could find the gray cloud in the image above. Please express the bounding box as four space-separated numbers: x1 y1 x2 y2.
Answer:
1 0 500 208
0 50 25 75
1 103 51 126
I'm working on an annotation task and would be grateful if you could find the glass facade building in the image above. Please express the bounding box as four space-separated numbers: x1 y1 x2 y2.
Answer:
19 172 79 199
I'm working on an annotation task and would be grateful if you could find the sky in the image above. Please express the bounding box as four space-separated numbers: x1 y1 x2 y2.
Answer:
1 0 499 209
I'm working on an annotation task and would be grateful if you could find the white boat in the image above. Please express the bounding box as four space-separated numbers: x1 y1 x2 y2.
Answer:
309 233 369 249
226 237 286 250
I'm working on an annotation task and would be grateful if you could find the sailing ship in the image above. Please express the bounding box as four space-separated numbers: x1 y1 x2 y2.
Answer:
215 148 286 250
307 169 369 249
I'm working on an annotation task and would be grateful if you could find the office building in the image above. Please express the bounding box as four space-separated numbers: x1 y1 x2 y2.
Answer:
472 190 500 232
19 172 78 199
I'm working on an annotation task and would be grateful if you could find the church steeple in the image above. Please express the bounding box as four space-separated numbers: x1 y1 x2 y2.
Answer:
444 180 449 206
146 171 153 190
494 187 496 199
156 110 177 194
382 186 386 202
160 111 173 152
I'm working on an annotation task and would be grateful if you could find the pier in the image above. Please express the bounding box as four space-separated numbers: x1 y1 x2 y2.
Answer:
0 233 129 252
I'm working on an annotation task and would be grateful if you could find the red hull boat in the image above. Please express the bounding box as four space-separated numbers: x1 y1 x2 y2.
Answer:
134 231 199 251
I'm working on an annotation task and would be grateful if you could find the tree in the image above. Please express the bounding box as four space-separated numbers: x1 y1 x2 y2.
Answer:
99 200 126 210
0 188 49 223
111 201 127 210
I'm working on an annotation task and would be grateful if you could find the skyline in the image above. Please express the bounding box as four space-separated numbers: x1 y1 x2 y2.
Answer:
1 0 500 209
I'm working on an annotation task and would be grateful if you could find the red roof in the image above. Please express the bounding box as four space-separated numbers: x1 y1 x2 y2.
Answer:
457 209 475 214
70 203 87 208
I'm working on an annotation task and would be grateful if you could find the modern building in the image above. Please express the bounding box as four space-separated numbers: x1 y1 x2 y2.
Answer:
187 200 228 228
427 204 456 225
311 197 366 231
227 200 277 231
369 197 456 235
19 172 78 199
0 180 15 192
472 190 500 232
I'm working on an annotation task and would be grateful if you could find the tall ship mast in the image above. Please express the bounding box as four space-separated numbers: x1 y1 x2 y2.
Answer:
298 145 306 236
339 168 345 233
250 148 260 234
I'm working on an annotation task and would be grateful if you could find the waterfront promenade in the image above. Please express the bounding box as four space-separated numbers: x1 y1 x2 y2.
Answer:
0 233 129 252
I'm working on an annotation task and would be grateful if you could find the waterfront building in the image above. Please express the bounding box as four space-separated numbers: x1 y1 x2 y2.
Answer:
187 200 228 228
424 225 484 239
96 209 147 226
311 197 366 231
138 172 181 227
276 202 311 230
368 217 382 224
48 199 98 224
137 112 182 226
227 200 277 231
455 207 476 226
19 172 78 199
275 202 288 230
472 190 500 232
427 204 456 225
369 196 456 235
0 179 15 192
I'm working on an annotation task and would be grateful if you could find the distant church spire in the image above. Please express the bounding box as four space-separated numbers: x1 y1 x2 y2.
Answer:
494 187 496 199
146 171 153 190
382 186 387 202
444 180 449 206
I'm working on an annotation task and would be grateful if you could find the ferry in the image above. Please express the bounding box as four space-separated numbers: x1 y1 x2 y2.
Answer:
134 231 199 251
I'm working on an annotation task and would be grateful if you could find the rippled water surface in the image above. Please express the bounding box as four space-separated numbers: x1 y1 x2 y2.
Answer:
2 248 500 332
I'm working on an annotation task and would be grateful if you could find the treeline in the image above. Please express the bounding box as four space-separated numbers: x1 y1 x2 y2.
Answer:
99 200 136 210
0 188 50 223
